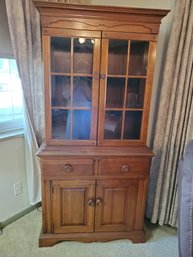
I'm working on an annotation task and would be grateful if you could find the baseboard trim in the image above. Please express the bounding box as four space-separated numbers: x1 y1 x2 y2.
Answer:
0 202 41 230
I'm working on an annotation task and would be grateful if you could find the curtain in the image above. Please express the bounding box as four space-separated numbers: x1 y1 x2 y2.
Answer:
146 0 193 227
5 0 44 204
178 140 193 257
5 0 85 204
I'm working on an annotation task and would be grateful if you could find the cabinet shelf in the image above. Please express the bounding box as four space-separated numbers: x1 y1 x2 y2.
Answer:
105 108 144 111
50 73 147 79
51 72 94 77
51 72 71 76
107 75 147 79
51 107 92 110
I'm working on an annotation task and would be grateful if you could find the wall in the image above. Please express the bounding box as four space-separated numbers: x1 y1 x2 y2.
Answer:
85 0 171 8
0 0 13 57
0 0 30 223
0 137 29 222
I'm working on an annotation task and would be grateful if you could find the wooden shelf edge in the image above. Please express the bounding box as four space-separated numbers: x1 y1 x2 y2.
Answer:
37 143 154 158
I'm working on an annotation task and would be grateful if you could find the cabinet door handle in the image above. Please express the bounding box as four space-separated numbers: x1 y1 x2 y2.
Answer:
96 198 103 206
88 198 95 206
100 74 106 80
121 164 129 173
64 164 73 173
94 72 100 79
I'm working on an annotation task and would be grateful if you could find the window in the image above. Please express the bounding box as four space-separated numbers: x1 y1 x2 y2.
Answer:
0 58 23 137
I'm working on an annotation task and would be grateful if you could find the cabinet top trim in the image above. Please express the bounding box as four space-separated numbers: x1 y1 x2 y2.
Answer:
33 1 169 17
33 1 169 25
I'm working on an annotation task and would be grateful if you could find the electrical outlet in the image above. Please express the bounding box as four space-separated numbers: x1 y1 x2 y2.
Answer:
14 181 22 196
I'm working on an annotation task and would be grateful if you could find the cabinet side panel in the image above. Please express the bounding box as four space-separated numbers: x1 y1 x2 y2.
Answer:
125 183 139 227
141 41 157 142
134 178 148 230
42 35 52 144
41 179 52 233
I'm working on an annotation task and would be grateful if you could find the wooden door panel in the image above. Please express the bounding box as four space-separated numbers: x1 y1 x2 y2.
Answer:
102 188 126 225
52 180 95 233
61 189 85 225
95 180 139 232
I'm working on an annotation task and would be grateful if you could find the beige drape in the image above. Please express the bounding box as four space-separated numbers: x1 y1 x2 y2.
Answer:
5 0 85 204
146 0 193 226
5 0 44 204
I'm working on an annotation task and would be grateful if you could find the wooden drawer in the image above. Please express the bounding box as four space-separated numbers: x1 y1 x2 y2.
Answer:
42 159 94 176
99 158 150 176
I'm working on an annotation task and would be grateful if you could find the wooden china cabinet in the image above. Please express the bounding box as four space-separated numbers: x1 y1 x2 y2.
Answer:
34 1 169 247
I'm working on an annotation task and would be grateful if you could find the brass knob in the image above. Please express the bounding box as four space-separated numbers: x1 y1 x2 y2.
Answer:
96 198 103 206
121 164 129 173
64 164 72 173
88 198 95 206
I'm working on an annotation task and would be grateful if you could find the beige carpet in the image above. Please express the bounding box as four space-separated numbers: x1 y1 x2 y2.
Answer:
0 209 178 257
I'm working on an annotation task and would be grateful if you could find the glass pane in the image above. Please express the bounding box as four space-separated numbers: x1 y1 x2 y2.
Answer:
73 38 94 74
0 58 23 122
72 110 91 140
12 91 23 119
104 111 122 139
51 37 71 73
52 109 70 139
73 77 92 108
126 78 146 108
108 39 128 75
0 92 13 121
124 111 142 139
128 41 149 76
51 76 71 107
106 77 125 108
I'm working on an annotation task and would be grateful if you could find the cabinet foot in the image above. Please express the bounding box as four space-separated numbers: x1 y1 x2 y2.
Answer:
39 230 146 247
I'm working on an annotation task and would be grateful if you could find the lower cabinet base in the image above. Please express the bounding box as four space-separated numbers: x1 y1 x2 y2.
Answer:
39 230 147 247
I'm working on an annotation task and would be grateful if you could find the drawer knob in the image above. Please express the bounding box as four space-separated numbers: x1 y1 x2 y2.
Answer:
88 198 95 207
121 164 129 173
64 164 73 172
96 198 103 207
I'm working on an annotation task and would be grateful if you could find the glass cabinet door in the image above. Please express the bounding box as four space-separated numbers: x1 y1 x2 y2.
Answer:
99 35 151 144
46 31 100 144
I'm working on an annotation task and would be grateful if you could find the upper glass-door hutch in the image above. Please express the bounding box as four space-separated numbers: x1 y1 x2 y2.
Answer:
44 29 156 146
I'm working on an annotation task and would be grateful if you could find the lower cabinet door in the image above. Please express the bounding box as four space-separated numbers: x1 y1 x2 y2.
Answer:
51 179 95 233
95 180 139 232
